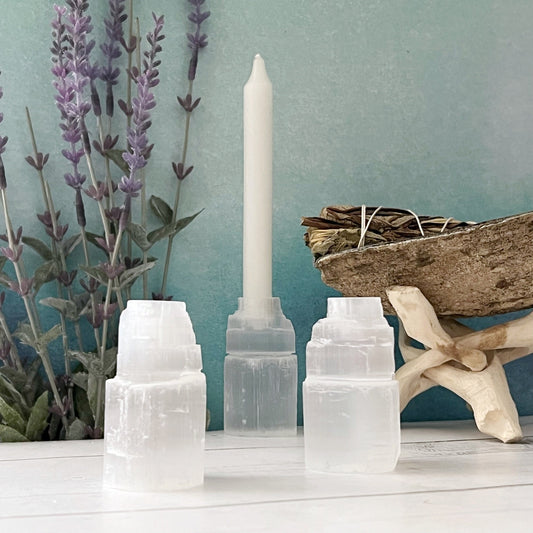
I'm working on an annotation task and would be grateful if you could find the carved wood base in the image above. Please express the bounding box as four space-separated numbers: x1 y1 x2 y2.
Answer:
387 286 533 443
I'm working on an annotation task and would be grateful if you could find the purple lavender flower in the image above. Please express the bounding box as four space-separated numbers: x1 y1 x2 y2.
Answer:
52 3 93 230
119 14 165 229
95 234 116 254
97 302 118 319
45 223 69 243
84 424 103 439
100 0 127 117
84 181 106 201
79 276 100 294
75 188 86 228
9 278 34 297
105 206 122 224
49 395 71 418
118 175 143 197
0 226 23 247
87 301 118 329
93 133 118 156
152 292 173 301
172 161 194 181
58 270 77 287
98 262 124 280
37 211 61 229
1 245 23 263
62 0 98 152
25 152 50 172
187 0 210 81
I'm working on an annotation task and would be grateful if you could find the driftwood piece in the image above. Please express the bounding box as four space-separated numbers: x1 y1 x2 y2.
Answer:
388 286 532 443
388 286 487 371
424 358 522 443
313 211 533 317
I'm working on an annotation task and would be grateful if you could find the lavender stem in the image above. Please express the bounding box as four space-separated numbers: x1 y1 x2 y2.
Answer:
0 189 67 427
0 309 23 372
160 81 193 296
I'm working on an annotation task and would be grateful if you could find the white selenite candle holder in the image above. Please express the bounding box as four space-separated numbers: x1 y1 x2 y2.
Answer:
303 298 400 473
103 300 206 491
224 297 297 436
224 55 297 436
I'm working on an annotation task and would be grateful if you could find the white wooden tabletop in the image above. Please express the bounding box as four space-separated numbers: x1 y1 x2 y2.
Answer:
1 417 533 533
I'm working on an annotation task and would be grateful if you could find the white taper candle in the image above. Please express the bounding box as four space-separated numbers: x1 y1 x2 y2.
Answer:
243 54 273 303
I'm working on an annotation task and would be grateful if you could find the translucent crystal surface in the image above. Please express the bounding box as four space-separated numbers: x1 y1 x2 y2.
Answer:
103 300 206 491
303 297 400 473
224 297 297 436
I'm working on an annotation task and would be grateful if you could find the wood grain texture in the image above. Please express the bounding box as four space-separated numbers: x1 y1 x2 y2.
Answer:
1 420 533 532
315 211 533 317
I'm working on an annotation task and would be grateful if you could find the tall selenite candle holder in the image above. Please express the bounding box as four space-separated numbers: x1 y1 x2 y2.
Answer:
224 55 297 436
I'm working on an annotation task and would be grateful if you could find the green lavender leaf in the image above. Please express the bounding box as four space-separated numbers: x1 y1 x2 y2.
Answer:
0 270 13 288
105 148 129 174
62 233 82 257
13 322 35 348
21 236 53 261
15 322 62 351
79 264 109 285
147 209 204 244
39 324 63 347
87 373 98 420
65 417 87 440
34 260 60 293
25 391 49 441
126 222 152 252
0 374 28 417
69 351 98 371
0 395 26 435
117 261 156 290
0 367 27 400
71 371 88 391
0 425 29 442
40 297 79 321
104 347 117 377
73 384 94 426
84 231 104 249
0 254 10 287
149 195 173 225
24 357 44 406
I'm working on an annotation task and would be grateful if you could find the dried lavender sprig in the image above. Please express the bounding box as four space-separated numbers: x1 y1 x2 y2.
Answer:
63 0 99 136
123 13 164 297
100 0 127 118
52 7 89 222
57 1 112 247
25 111 86 410
119 13 164 221
187 0 210 81
90 11 165 426
160 2 209 296
0 78 67 422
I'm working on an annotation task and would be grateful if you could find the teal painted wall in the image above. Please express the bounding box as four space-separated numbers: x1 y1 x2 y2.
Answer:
1 0 533 429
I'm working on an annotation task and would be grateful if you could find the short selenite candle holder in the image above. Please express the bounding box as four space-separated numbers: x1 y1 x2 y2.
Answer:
224 297 297 436
103 300 206 491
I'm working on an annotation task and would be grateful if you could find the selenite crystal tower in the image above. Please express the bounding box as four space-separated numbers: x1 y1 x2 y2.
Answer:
303 297 400 473
103 300 206 491
224 55 297 436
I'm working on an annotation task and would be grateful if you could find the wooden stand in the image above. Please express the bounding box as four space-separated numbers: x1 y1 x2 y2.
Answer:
387 286 533 443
